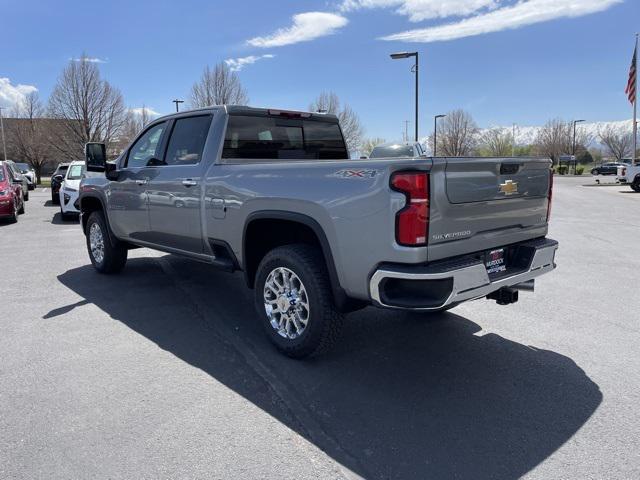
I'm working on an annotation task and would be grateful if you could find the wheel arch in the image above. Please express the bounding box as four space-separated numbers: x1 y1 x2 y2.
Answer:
242 211 363 312
80 195 120 247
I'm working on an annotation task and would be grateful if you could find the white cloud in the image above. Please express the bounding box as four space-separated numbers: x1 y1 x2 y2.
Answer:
70 56 108 63
340 0 498 22
380 0 622 43
247 12 348 48
129 106 160 117
0 78 38 109
225 54 275 72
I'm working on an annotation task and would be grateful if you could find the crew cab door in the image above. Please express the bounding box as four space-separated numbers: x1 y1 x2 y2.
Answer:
145 114 213 254
108 121 168 242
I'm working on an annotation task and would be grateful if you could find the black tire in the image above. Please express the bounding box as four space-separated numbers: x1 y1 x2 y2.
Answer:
52 192 59 204
24 191 29 201
591 169 598 175
9 201 18 223
18 200 25 214
631 182 640 193
85 211 128 274
254 244 344 359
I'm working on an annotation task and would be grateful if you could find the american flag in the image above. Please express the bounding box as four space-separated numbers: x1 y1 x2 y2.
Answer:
626 44 637 105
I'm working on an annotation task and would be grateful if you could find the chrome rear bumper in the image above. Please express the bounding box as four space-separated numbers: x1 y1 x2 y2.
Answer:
370 238 558 310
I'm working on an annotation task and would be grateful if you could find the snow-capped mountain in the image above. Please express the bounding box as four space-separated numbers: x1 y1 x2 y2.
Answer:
491 119 634 146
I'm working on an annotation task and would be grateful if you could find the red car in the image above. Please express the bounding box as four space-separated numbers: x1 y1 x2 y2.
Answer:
0 161 25 223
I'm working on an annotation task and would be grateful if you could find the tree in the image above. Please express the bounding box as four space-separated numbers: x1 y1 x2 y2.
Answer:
9 92 50 183
534 118 591 165
598 125 633 161
190 63 249 108
360 137 386 157
48 55 127 159
436 109 479 157
309 91 364 155
479 127 513 157
121 106 152 144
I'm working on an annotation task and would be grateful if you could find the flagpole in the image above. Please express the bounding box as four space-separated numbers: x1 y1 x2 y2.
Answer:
633 33 638 165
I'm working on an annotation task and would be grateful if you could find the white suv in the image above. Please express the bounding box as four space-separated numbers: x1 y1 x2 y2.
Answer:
59 161 85 219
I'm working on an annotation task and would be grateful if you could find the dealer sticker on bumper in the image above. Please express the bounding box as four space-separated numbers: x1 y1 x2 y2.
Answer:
485 248 507 275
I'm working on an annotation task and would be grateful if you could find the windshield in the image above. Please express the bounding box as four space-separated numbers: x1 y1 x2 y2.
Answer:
370 145 416 158
55 165 69 175
222 115 348 160
16 163 30 172
66 164 85 180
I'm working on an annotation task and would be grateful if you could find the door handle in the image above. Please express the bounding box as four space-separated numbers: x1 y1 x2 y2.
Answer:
182 179 197 187
135 179 148 186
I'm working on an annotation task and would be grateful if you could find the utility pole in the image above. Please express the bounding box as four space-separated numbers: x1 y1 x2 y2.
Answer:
0 107 7 162
573 119 585 175
433 114 445 157
172 99 184 113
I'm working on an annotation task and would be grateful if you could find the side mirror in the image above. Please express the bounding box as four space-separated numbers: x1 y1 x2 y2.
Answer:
85 142 107 172
53 174 64 182
105 161 119 181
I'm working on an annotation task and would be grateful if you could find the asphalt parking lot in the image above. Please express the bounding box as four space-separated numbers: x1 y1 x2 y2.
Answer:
1 177 639 480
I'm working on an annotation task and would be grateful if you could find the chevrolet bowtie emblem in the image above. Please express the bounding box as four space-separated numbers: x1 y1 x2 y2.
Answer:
499 180 518 195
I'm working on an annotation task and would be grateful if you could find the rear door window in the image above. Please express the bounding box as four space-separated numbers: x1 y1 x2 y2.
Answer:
164 115 212 166
222 115 348 161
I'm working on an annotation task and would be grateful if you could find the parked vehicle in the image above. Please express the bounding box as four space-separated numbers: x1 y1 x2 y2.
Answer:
369 141 426 159
0 161 25 223
591 162 627 176
79 106 558 358
51 163 70 204
15 162 36 190
59 161 85 219
618 163 640 191
4 160 29 201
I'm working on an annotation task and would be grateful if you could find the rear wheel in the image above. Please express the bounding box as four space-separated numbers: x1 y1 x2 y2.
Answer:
24 191 29 201
85 211 127 274
9 200 18 223
254 244 344 358
631 179 640 192
18 199 25 214
51 192 58 204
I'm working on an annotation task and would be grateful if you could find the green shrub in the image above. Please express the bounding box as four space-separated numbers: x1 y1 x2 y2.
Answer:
558 166 568 175
576 166 584 175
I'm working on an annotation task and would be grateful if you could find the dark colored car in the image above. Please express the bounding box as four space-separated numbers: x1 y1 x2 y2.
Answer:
51 163 70 204
591 163 626 175
0 161 25 223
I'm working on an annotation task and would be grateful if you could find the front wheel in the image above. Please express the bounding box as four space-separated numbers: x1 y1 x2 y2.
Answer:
254 244 344 358
631 181 640 192
85 211 128 274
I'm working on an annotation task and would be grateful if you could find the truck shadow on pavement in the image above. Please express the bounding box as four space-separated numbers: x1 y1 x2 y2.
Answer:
52 256 602 480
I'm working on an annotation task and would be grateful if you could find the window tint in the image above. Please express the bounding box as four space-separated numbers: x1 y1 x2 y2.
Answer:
67 164 85 180
0 166 5 182
164 115 212 166
222 115 348 161
127 122 166 168
16 163 29 172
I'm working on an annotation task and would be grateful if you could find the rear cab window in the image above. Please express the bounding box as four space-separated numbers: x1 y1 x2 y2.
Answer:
222 114 348 161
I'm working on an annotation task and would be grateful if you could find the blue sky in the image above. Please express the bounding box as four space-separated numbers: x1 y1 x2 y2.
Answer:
0 0 638 141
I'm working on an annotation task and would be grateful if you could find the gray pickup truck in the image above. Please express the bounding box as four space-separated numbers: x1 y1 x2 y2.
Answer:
79 106 558 358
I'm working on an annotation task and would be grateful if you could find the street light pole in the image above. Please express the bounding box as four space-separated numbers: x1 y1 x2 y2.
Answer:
0 107 7 162
573 119 585 174
434 114 445 157
390 51 419 142
512 123 516 157
172 99 184 112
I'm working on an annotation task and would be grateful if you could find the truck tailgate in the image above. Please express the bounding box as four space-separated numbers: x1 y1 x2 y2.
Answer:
428 157 551 261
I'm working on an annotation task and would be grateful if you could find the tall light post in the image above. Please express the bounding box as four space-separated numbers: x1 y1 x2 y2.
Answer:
172 99 184 112
433 114 445 157
0 107 7 161
573 119 585 174
390 51 419 142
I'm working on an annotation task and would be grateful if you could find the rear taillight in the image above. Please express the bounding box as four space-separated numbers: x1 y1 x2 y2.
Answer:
546 169 554 222
391 171 429 246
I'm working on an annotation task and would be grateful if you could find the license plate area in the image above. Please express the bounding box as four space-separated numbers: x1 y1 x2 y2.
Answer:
485 248 507 277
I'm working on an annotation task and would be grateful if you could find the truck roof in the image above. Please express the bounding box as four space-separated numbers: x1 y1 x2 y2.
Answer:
153 105 339 123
